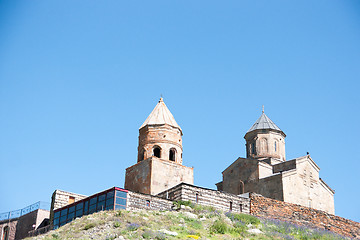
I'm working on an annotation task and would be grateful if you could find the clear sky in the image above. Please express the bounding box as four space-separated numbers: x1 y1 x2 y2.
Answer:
1 1 359 222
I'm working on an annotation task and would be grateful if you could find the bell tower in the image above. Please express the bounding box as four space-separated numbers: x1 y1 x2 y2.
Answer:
125 98 194 195
137 97 183 164
244 109 286 162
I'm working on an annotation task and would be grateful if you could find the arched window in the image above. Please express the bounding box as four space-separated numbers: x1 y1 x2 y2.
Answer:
169 148 176 161
239 180 245 194
251 142 256 154
153 146 161 158
2 226 9 240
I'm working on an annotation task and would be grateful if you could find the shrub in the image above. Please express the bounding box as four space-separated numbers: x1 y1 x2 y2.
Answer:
231 221 247 234
83 223 96 230
155 232 166 240
189 220 202 229
226 212 260 225
51 233 59 239
127 223 140 231
142 230 155 239
174 200 194 209
209 220 228 234
113 221 121 228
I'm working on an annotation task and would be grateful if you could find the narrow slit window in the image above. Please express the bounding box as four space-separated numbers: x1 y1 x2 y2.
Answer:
229 201 233 211
251 142 256 154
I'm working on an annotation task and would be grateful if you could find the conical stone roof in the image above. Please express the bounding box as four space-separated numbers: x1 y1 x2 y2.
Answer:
140 98 182 132
246 112 283 134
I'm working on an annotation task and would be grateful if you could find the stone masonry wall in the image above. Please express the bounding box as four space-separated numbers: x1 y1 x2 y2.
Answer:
157 183 250 214
14 209 49 240
250 193 360 239
50 190 87 225
127 192 173 211
0 219 17 240
51 190 87 210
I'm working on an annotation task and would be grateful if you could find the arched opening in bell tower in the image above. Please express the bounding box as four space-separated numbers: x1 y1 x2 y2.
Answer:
169 148 176 161
153 146 161 158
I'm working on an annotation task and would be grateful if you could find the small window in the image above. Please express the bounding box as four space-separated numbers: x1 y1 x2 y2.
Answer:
116 198 127 206
3 226 9 240
98 194 106 202
75 209 83 218
68 196 75 204
251 142 256 154
153 147 161 158
54 211 60 219
146 200 150 207
169 148 176 161
90 197 97 206
76 202 83 210
106 191 115 199
275 141 277 152
195 193 199 203
116 190 127 199
239 204 243 213
60 209 67 217
229 201 233 211
69 206 75 213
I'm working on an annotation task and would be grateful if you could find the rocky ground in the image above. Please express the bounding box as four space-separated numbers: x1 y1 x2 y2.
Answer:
26 203 349 240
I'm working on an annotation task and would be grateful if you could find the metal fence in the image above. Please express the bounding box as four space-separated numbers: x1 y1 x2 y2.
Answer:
0 201 50 221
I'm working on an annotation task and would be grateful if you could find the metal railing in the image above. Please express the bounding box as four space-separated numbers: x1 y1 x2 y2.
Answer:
28 225 51 237
0 201 50 221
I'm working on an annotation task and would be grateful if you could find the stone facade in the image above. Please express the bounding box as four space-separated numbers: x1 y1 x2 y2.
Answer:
50 190 87 225
138 124 183 164
245 129 286 161
127 191 173 211
0 219 17 240
125 98 194 195
157 183 250 214
125 156 193 195
217 112 335 214
250 193 360 239
0 209 49 240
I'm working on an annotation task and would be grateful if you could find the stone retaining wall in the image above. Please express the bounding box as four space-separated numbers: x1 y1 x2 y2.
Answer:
127 192 173 211
250 193 360 239
157 183 250 214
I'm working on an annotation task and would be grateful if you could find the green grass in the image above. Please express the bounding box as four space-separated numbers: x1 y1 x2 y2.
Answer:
83 223 96 230
25 208 348 240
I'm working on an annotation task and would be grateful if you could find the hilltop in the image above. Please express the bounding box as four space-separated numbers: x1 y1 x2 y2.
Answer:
26 202 348 240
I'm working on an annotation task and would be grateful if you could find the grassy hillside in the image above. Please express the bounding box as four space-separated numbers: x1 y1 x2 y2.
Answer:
27 202 347 240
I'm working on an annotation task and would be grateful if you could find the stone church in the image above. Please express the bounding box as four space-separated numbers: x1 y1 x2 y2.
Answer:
125 98 194 195
216 110 335 214
125 98 335 214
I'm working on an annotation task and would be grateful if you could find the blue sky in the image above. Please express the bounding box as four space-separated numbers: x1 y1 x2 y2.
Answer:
0 1 359 222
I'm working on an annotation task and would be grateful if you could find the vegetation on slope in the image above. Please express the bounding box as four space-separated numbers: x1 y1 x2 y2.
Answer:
27 202 348 240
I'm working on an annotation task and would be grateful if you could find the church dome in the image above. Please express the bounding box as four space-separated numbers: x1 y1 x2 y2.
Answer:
245 112 285 137
140 97 182 134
